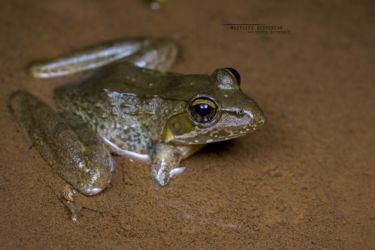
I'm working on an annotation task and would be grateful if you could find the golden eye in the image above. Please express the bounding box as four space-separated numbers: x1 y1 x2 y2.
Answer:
189 97 218 125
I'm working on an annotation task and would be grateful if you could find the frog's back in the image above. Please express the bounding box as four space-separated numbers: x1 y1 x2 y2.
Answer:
65 62 213 99
69 62 177 98
53 62 190 157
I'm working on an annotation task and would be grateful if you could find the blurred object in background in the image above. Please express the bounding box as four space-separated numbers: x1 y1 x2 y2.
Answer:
146 0 168 10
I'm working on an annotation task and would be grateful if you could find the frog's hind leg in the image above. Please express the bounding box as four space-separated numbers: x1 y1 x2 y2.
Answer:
29 37 179 78
9 91 115 221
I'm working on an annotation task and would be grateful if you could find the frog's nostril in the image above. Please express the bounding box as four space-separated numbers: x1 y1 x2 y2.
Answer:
236 109 245 116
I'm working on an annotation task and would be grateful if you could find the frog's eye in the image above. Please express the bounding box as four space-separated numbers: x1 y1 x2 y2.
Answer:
224 67 241 85
189 96 218 125
212 68 241 90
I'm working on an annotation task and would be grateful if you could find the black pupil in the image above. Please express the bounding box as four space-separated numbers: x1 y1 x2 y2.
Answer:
195 103 212 116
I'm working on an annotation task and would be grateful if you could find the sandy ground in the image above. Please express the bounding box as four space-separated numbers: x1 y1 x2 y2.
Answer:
0 0 374 249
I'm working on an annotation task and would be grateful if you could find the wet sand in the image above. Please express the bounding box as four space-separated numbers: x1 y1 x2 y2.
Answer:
0 0 374 249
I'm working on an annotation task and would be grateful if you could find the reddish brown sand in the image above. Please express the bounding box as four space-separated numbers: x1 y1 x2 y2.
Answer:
0 0 374 249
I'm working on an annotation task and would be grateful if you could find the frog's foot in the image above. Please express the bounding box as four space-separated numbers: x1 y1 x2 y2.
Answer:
150 144 204 186
151 164 186 186
61 185 81 222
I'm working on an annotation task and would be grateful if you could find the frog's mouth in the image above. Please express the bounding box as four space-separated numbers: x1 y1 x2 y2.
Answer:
166 110 265 145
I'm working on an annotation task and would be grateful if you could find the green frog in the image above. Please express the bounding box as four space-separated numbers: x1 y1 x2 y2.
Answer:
9 37 265 220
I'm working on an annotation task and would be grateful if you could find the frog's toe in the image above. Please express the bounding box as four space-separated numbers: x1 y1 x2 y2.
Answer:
62 200 82 222
170 167 186 178
152 166 170 186
60 185 82 221
152 165 186 186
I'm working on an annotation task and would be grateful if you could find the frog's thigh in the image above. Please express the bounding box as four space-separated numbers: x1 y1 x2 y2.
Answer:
126 37 178 72
9 91 115 196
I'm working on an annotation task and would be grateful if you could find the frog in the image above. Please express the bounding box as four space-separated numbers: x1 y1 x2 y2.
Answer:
9 37 265 221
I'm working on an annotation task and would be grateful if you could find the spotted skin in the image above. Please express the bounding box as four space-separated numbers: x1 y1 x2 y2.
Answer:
9 37 265 220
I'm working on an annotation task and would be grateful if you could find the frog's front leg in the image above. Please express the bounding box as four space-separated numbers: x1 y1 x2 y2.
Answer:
151 143 203 186
9 91 115 221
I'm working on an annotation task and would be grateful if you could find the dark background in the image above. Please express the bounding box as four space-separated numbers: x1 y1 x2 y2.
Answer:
0 0 374 248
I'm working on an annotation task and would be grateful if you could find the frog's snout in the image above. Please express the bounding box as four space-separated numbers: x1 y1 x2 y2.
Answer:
234 99 265 133
244 109 265 128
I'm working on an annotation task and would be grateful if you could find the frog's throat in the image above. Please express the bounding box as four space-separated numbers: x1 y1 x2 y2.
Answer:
102 137 151 164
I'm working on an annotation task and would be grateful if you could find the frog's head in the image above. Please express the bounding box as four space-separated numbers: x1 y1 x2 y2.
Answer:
163 68 265 145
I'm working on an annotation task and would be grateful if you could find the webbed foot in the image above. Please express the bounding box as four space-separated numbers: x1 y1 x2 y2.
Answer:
151 165 186 186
